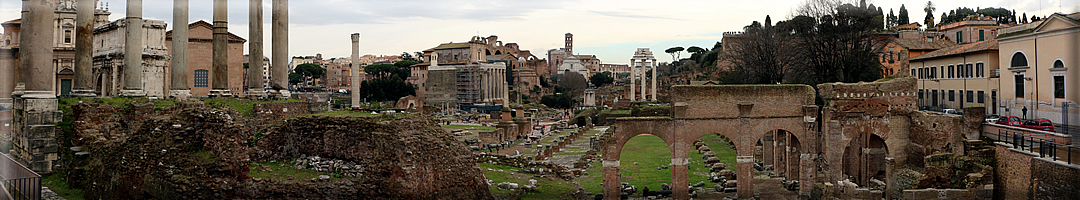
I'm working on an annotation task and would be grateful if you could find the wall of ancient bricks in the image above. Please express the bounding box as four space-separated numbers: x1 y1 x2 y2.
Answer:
994 143 1033 200
253 102 312 122
1031 157 1080 199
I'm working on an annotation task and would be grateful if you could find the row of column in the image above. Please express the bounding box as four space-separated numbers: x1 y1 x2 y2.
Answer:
58 0 290 99
628 58 657 101
482 68 507 104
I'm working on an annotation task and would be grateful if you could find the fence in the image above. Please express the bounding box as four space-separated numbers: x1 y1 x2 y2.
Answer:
990 128 1080 165
0 154 40 200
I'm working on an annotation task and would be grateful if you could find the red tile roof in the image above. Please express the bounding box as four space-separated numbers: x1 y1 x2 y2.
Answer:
911 39 998 61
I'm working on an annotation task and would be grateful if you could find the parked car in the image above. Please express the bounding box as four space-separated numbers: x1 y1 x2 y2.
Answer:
942 109 963 115
1021 119 1055 132
995 116 1022 126
985 115 1000 123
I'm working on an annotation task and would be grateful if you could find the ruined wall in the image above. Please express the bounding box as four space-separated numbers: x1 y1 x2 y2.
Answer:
1031 157 1080 199
70 102 250 199
254 115 492 200
994 143 1033 200
253 101 311 121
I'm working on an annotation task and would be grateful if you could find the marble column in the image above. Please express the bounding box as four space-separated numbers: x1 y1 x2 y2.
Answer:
635 63 643 100
629 60 635 101
169 0 190 98
650 59 657 101
271 0 290 98
121 0 144 96
350 33 360 108
21 0 56 98
72 0 96 97
246 0 265 97
210 0 231 97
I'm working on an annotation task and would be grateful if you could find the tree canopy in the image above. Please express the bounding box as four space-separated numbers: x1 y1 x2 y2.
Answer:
898 4 909 25
665 47 684 61
294 63 325 79
356 76 416 102
589 71 614 87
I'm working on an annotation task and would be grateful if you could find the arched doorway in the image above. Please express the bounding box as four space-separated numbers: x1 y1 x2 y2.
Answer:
842 133 888 187
690 133 737 198
617 134 672 199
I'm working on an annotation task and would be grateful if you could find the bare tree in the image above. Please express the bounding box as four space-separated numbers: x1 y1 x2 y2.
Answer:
792 0 854 19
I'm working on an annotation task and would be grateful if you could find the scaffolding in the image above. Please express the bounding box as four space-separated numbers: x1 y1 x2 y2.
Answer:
456 65 482 106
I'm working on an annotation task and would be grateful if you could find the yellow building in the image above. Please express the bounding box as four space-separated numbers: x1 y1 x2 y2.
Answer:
911 39 1000 115
996 13 1079 124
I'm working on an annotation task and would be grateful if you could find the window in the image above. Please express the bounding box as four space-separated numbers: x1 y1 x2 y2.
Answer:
948 65 954 78
979 30 985 41
919 89 924 99
932 67 937 78
1055 76 1065 98
967 90 974 103
976 63 984 77
949 90 955 101
978 91 985 103
1011 53 1028 68
194 69 209 87
1015 73 1024 97
966 64 973 78
911 69 916 77
957 31 963 43
956 64 963 78
64 30 72 44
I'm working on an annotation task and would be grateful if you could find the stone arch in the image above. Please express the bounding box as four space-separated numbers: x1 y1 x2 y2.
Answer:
603 120 674 199
841 132 889 187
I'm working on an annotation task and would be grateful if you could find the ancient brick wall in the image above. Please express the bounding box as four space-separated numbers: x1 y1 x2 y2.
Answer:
1031 157 1080 199
994 143 1033 200
252 101 311 121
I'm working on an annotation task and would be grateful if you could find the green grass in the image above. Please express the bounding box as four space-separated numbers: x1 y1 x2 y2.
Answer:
575 134 738 195
192 149 219 165
477 163 580 200
599 109 631 115
43 173 85 200
442 125 496 130
203 98 300 117
309 110 378 117
249 161 354 181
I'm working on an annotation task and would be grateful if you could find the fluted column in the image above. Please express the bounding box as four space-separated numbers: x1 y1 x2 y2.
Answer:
169 0 190 98
271 0 290 98
21 0 57 98
72 0 96 97
640 64 646 101
626 58 630 101
650 59 657 101
121 0 145 96
246 0 265 97
210 0 231 97
350 33 360 108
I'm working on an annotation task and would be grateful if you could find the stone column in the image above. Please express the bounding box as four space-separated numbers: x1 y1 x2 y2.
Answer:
0 49 13 100
14 0 62 174
245 0 265 98
350 33 360 108
209 0 231 97
635 64 643 100
629 59 635 101
799 153 815 198
602 159 621 200
651 59 657 101
671 140 690 200
121 0 145 96
271 0 290 98
72 0 96 97
169 0 190 98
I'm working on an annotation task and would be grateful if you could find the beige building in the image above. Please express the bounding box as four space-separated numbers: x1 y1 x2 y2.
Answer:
415 35 530 109
996 12 1079 124
938 17 1004 44
911 39 1000 115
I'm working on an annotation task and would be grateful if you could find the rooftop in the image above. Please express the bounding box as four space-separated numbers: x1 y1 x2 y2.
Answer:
911 39 998 61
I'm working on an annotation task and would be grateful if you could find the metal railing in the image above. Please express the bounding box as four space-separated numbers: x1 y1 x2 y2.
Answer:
0 154 39 200
991 128 1079 165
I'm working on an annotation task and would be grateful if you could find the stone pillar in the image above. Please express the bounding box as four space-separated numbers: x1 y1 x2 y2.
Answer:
736 155 755 198
246 0 265 98
0 49 12 100
774 131 786 176
629 60 635 101
787 138 799 180
72 0 96 97
121 0 145 96
762 134 774 166
209 0 231 97
14 0 62 174
169 0 190 98
271 0 290 98
671 140 690 200
350 33 360 108
602 159 621 200
800 153 815 198
635 64 643 100
650 59 657 101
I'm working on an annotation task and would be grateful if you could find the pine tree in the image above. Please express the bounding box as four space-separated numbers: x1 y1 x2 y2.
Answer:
765 15 772 27
898 5 910 25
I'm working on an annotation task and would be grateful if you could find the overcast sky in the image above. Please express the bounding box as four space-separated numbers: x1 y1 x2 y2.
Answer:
1 0 1077 64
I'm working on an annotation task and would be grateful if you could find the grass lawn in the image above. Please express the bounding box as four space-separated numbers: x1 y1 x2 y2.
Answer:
43 173 84 200
477 163 579 200
249 161 358 181
442 125 497 130
575 134 738 196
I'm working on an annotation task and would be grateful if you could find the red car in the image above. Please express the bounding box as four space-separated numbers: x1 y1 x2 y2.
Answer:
1021 119 1055 132
995 116 1022 126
